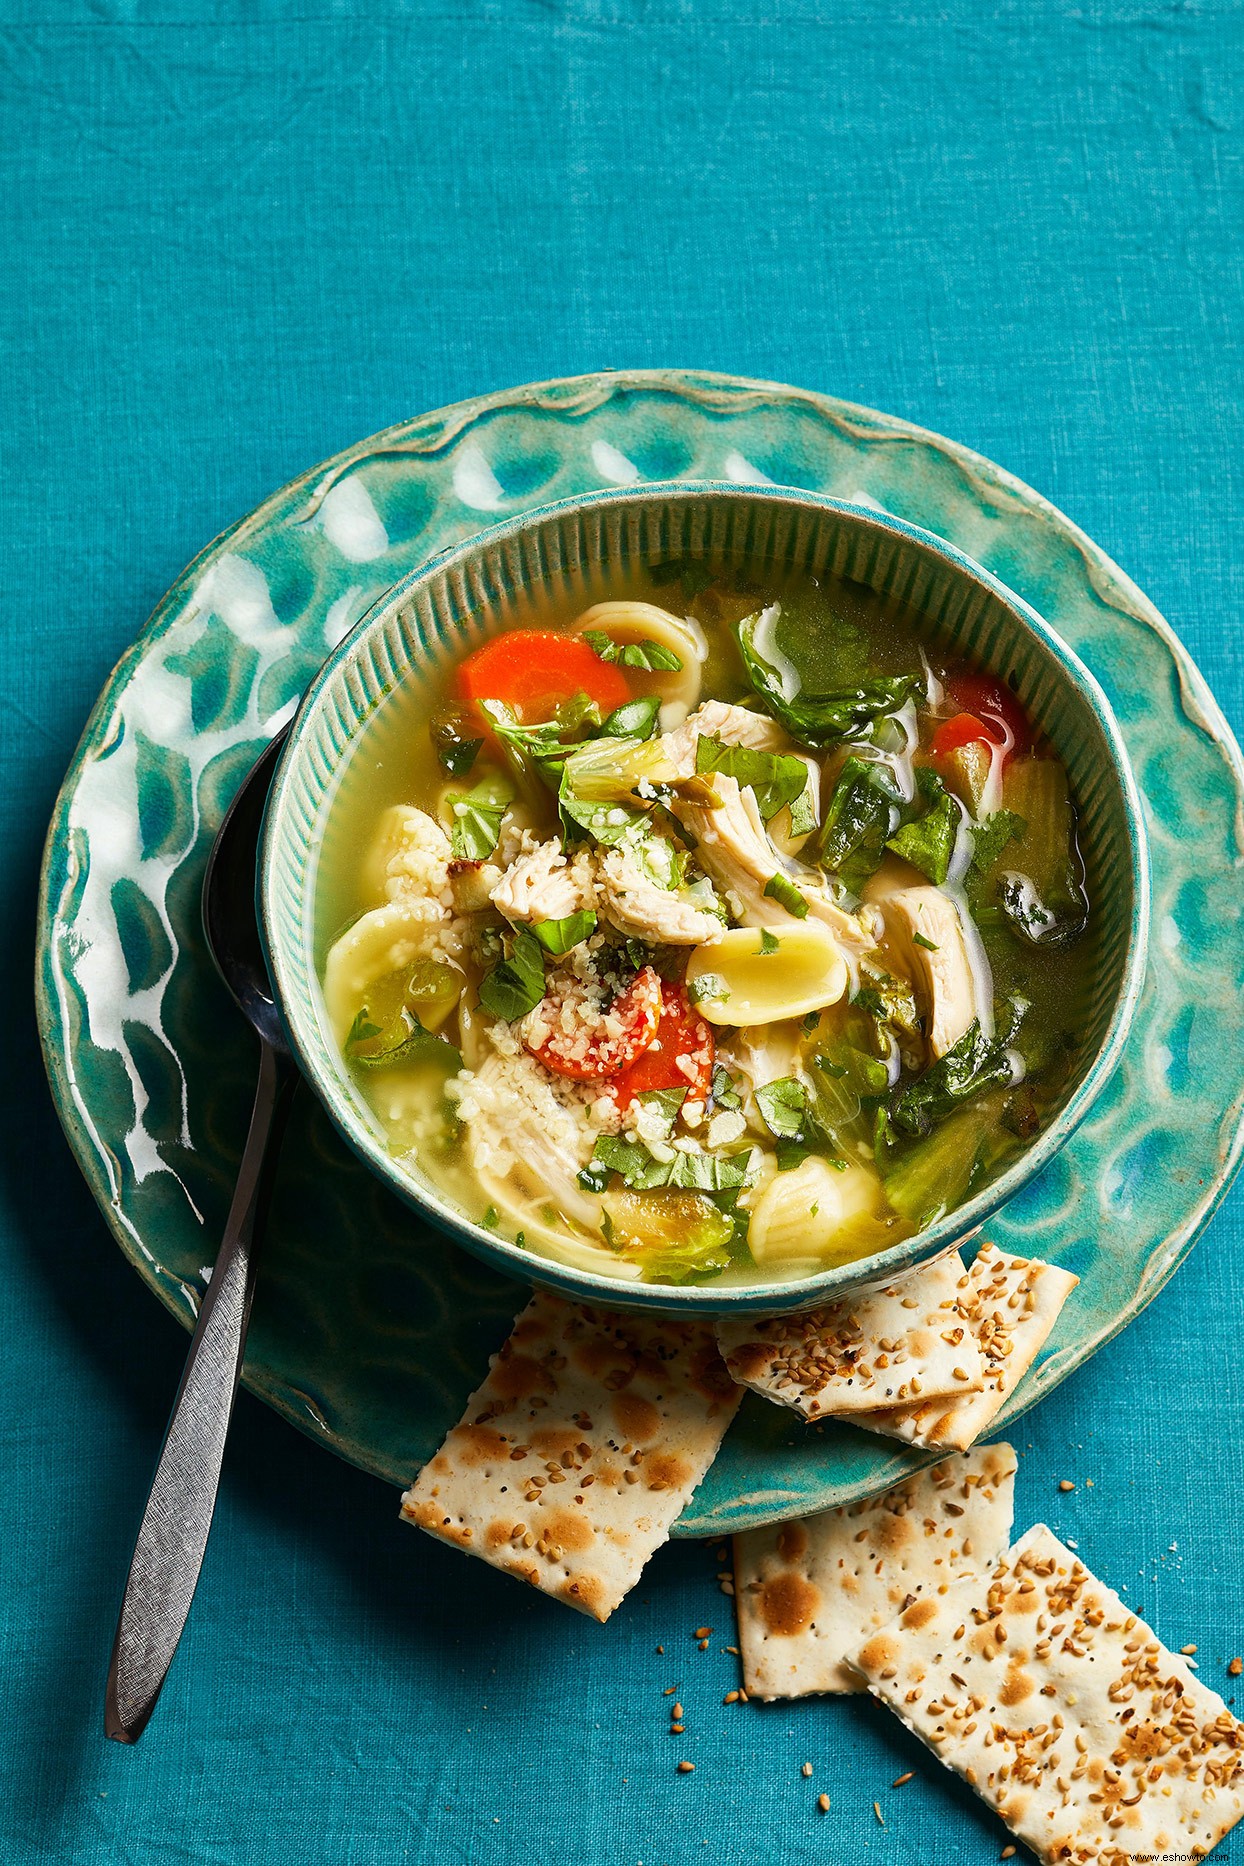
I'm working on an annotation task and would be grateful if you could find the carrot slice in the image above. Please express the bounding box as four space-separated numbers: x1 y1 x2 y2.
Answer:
524 966 663 1081
457 629 630 722
605 984 716 1117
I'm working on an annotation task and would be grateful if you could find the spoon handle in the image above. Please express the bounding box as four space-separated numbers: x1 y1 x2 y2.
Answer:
104 1039 297 1743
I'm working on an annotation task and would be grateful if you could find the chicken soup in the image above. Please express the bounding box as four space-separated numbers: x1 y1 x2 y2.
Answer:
316 561 1093 1287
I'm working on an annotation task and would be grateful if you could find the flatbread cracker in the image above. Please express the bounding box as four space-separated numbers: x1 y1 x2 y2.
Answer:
851 1523 1244 1864
733 1442 1016 1697
400 1289 741 1621
853 1243 1077 1452
715 1252 984 1420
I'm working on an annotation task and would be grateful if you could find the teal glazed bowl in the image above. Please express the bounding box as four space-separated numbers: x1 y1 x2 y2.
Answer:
260 484 1150 1314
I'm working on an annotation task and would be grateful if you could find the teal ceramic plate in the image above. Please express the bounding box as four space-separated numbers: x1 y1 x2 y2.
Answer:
36 371 1244 1537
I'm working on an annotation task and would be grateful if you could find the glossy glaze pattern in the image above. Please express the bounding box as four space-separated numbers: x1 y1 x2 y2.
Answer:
35 371 1244 1535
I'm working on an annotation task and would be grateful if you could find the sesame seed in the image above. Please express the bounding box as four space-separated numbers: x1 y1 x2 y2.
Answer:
1001 1849 1017 1860
892 1772 914 1787
672 1704 683 1720
1180 1643 1198 1655
1058 1480 1075 1492
723 1691 739 1704
698 1638 709 1650
801 1763 813 1778
694 1626 712 1639
662 1686 677 1696
817 1794 830 1813
670 1723 685 1734
655 1646 664 1655
677 1761 694 1774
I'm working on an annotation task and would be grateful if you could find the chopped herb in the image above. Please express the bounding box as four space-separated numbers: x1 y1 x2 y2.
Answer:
515 1231 527 1248
965 808 1026 890
634 1087 687 1145
710 1063 742 1112
817 754 902 892
885 767 960 886
601 694 663 740
582 629 684 673
912 931 940 952
800 1010 821 1036
687 972 729 1007
762 872 809 918
754 1077 809 1139
694 735 812 830
757 928 780 956
532 910 598 954
482 1206 500 1229
480 700 576 792
579 1134 751 1195
478 927 546 1021
346 1010 382 1047
448 771 515 861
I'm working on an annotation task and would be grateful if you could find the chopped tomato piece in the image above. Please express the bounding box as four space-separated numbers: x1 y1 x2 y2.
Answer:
604 984 716 1116
457 629 631 723
930 710 1001 758
942 671 1031 761
524 966 663 1081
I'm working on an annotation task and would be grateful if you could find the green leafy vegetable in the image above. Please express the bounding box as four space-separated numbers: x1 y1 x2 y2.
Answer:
881 1096 1009 1225
579 1135 751 1196
737 607 918 750
694 735 813 831
582 629 684 673
710 1063 742 1111
687 972 729 1007
885 767 960 886
817 754 902 892
480 701 576 792
888 1017 1020 1141
431 710 483 777
600 694 662 740
754 1076 809 1139
625 1211 736 1285
758 928 780 956
762 872 809 918
966 809 1026 892
532 911 598 954
852 976 922 1051
477 927 546 1021
447 772 515 861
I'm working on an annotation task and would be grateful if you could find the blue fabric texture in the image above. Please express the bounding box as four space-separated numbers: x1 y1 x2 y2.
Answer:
3 3 1242 1861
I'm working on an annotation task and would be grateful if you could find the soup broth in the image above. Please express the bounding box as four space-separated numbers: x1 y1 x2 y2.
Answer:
315 559 1094 1289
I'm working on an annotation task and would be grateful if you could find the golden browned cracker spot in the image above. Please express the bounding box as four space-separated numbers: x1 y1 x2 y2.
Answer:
759 1572 820 1638
901 1598 938 1631
399 1289 740 1620
849 1523 1244 1864
733 1444 1016 1700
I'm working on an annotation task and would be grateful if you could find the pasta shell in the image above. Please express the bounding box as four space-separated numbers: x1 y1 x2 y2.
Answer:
323 899 456 1042
573 601 705 712
685 922 848 1026
747 1155 884 1270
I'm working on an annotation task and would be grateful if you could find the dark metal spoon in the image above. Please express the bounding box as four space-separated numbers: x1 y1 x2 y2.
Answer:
104 731 297 1743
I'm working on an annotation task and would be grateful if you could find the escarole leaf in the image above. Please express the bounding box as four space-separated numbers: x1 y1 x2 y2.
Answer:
694 735 813 832
477 926 546 1021
582 630 684 673
817 754 903 892
447 771 515 860
737 606 918 750
885 767 961 886
887 1016 1020 1141
532 911 598 955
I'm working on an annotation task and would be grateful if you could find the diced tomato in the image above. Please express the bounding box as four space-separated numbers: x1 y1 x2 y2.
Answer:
942 671 1031 761
524 966 663 1081
604 984 716 1116
930 710 1001 758
457 629 631 723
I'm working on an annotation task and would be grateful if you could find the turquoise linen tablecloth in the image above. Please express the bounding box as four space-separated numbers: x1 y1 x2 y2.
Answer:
3 3 1242 1861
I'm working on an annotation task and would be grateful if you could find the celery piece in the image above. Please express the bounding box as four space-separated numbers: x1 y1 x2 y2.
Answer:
941 741 993 815
998 757 1088 943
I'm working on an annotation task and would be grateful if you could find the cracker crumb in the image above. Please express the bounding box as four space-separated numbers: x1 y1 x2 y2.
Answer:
801 1763 813 1778
873 1801 885 1825
1230 1657 1243 1677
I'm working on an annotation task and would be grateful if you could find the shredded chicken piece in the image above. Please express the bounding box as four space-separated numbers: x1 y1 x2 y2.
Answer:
662 699 789 775
447 859 501 914
597 845 724 946
449 1048 601 1228
490 839 596 925
878 885 977 1058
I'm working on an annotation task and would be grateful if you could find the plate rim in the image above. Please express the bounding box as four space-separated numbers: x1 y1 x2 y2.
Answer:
34 367 1244 1534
